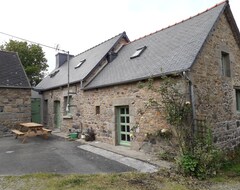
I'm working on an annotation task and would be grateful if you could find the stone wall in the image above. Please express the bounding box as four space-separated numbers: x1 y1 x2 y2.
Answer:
42 85 79 131
43 79 187 150
80 81 167 147
213 121 240 148
0 88 31 129
191 13 240 149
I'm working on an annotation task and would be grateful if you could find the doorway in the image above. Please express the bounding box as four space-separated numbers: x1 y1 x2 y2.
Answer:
54 101 61 128
31 98 41 123
117 106 130 146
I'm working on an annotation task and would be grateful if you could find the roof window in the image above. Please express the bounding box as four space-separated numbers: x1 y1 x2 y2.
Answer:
75 59 86 69
49 70 59 78
130 46 147 59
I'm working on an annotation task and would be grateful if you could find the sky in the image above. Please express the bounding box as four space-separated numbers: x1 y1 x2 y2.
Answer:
0 0 240 73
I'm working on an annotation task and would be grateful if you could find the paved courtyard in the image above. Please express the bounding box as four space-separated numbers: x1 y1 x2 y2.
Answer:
0 135 134 175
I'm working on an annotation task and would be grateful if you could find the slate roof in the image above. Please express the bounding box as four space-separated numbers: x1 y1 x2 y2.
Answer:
36 32 128 90
85 1 230 89
0 50 31 88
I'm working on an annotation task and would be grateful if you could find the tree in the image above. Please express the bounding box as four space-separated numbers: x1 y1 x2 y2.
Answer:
1 40 48 86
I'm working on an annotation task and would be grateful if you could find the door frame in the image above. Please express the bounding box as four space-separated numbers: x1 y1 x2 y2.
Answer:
54 100 61 128
31 98 41 123
116 106 131 146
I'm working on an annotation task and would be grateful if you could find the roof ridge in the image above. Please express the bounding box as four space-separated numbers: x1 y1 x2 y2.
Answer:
74 32 126 57
0 50 17 55
131 0 228 43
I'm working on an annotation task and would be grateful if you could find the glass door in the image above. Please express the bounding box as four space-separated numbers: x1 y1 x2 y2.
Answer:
117 106 130 146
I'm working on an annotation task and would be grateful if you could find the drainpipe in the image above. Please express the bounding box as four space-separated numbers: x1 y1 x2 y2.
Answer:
80 80 83 89
182 71 196 135
66 51 70 114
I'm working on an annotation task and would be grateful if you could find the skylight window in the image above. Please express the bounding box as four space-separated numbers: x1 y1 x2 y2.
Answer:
130 46 147 59
49 70 59 78
75 59 86 69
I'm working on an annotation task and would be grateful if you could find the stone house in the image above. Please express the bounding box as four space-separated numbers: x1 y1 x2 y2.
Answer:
36 1 240 150
0 50 31 132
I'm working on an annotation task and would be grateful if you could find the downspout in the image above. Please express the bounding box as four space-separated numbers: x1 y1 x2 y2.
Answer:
66 51 70 114
80 80 83 89
182 71 197 135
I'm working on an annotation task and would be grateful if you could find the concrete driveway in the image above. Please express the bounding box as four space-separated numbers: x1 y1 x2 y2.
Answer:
0 135 134 175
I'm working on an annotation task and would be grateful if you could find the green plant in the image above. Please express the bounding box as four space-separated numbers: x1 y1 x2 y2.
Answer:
178 154 198 175
177 128 223 179
221 144 240 176
141 76 223 179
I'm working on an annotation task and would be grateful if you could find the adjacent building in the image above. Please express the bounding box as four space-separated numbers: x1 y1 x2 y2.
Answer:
0 50 31 129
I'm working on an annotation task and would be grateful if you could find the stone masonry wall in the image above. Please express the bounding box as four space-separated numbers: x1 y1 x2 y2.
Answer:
80 81 168 148
43 79 187 150
191 13 240 149
0 88 31 129
42 85 78 131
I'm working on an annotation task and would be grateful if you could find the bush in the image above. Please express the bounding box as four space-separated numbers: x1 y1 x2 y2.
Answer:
177 129 223 179
141 77 224 179
178 154 198 175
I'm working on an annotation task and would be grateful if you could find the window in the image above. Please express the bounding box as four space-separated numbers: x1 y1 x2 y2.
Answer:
236 89 240 112
0 106 4 112
221 51 231 77
49 70 59 78
75 59 86 69
64 96 73 115
130 46 147 59
96 106 100 115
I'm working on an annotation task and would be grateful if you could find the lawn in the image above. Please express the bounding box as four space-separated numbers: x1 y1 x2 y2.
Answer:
0 172 185 190
1 170 240 190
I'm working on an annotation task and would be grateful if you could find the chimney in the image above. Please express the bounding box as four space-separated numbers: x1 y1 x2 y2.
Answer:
55 53 74 69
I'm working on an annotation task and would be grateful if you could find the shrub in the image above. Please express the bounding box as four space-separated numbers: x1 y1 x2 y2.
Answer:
177 128 223 179
141 77 223 179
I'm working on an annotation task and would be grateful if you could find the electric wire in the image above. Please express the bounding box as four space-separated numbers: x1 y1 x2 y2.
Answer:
0 31 68 53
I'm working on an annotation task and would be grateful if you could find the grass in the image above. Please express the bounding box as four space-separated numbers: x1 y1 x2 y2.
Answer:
0 172 189 190
1 171 240 190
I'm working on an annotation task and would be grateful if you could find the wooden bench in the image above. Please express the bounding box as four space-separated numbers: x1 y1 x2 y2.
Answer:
11 129 25 139
42 128 52 139
42 128 52 133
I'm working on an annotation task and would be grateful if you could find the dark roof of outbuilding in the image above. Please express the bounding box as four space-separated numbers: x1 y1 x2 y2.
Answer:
85 1 232 89
36 32 128 91
0 50 31 88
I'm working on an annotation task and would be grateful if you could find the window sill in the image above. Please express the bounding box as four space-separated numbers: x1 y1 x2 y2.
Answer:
63 114 73 119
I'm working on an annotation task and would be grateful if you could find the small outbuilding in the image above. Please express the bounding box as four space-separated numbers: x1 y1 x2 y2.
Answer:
0 50 31 133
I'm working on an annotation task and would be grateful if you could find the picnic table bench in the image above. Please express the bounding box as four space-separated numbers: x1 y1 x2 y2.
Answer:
11 122 52 143
11 129 25 138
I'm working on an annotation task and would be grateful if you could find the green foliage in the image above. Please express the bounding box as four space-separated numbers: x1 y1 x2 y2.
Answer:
59 176 87 188
141 76 223 179
177 129 223 179
158 77 191 128
178 154 198 174
1 40 48 86
221 144 240 176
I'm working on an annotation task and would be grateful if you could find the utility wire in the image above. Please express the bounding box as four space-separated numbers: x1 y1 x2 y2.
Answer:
0 31 71 109
0 31 68 53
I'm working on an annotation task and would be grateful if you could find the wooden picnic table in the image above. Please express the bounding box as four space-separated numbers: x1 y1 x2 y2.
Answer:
11 122 52 143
